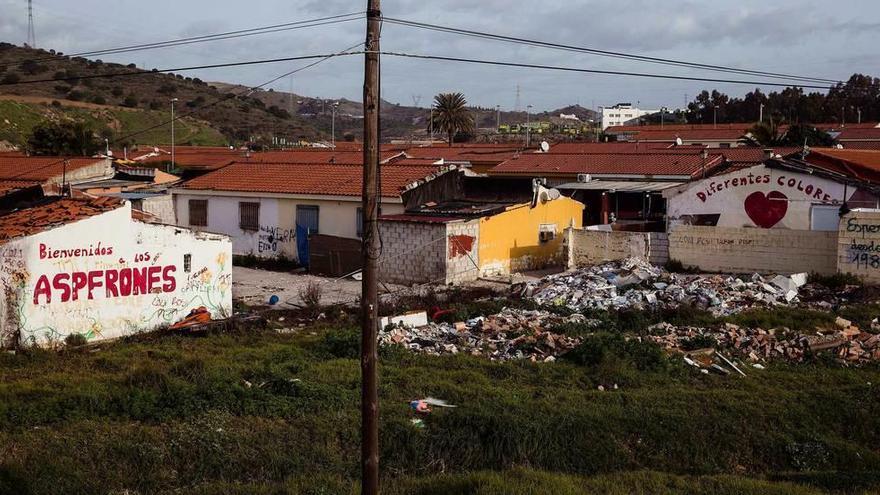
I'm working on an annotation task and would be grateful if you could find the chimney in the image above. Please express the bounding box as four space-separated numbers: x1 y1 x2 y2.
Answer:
763 148 774 160
701 149 708 160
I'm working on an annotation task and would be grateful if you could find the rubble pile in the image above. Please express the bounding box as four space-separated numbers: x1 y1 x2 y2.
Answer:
379 308 590 361
524 258 808 315
646 316 880 366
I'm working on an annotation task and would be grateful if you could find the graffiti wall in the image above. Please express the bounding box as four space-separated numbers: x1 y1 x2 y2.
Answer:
839 210 880 283
0 203 232 347
666 165 866 230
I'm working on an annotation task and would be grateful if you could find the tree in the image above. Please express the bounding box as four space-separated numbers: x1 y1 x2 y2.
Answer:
748 120 784 146
781 124 835 147
27 121 102 156
430 92 475 146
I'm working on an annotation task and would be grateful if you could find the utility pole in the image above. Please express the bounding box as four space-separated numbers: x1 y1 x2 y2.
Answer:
360 1 381 494
496 104 501 131
331 101 339 148
713 106 717 129
759 103 764 124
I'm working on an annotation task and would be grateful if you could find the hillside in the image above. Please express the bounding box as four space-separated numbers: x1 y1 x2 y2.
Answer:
0 42 598 148
0 43 321 148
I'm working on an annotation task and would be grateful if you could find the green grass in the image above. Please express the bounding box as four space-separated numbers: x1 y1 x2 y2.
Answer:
1 324 879 494
0 100 45 144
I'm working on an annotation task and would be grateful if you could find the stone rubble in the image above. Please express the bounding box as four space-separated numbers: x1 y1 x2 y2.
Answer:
645 318 880 366
522 258 809 316
379 308 590 361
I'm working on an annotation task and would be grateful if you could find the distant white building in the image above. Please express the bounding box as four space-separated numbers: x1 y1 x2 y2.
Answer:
601 103 658 130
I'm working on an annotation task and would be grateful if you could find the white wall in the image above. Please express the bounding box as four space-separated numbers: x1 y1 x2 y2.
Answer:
173 191 404 259
0 203 232 347
666 165 860 231
601 106 658 130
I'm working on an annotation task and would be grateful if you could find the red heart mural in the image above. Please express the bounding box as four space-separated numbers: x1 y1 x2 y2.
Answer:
744 191 788 228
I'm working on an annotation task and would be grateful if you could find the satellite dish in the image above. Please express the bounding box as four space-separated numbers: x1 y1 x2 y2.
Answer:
153 147 160 153
540 141 550 153
675 137 683 146
107 150 113 157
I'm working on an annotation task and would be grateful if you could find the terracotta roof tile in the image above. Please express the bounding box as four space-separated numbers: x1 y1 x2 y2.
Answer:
0 196 124 244
805 148 880 183
180 162 440 198
489 152 725 178
0 180 42 195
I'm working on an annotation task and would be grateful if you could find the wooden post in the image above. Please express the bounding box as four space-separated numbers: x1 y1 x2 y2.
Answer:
361 1 381 494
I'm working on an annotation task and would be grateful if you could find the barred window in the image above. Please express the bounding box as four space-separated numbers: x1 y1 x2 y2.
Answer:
188 199 208 226
239 202 260 231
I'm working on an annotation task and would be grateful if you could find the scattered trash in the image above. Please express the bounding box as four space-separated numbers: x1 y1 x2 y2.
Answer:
522 258 811 316
268 295 280 305
380 311 428 329
647 320 880 366
169 307 212 329
380 308 590 361
410 418 425 429
409 397 457 414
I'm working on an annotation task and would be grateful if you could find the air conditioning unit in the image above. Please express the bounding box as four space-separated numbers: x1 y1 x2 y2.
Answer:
538 223 557 243
577 173 592 183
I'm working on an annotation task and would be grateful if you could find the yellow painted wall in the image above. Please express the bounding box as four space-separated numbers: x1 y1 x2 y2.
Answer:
478 197 584 275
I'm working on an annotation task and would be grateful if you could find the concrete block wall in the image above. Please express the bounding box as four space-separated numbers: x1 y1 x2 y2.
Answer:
565 229 669 268
838 210 880 283
445 220 480 284
378 220 447 285
668 225 838 275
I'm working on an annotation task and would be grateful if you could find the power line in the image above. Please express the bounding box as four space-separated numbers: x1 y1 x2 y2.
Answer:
0 52 363 87
112 42 364 144
382 17 841 86
0 12 363 70
378 51 832 90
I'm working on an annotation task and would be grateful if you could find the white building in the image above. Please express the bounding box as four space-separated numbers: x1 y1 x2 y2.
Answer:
601 103 659 130
171 161 440 260
0 197 232 348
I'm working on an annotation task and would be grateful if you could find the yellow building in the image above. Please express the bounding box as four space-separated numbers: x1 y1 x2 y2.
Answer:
378 171 583 285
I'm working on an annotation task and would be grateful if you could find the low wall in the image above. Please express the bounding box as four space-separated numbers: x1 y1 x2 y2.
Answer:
566 229 669 268
668 225 838 275
838 210 880 283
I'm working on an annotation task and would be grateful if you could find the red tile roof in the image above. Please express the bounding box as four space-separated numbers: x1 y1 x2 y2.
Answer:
249 150 401 165
0 180 41 195
0 157 108 182
840 141 880 151
0 196 124 244
549 142 682 153
180 162 439 198
804 148 880 183
607 123 753 133
404 145 525 163
835 127 880 140
489 152 725 178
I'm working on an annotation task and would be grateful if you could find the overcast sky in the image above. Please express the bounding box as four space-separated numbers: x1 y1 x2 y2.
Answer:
1 0 878 112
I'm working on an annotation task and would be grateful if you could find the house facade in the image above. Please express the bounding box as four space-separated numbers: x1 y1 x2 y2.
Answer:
0 198 232 348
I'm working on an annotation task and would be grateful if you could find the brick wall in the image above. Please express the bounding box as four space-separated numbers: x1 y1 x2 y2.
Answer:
378 220 448 285
838 210 880 283
668 225 838 275
565 229 669 268
445 220 480 284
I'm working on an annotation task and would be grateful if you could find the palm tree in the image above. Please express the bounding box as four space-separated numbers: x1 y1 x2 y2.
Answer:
431 92 475 146
748 119 784 146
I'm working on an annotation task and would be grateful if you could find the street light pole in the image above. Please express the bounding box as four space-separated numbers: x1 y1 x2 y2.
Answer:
170 98 178 169
331 102 339 148
759 103 764 124
713 106 717 129
526 104 533 147
495 104 501 131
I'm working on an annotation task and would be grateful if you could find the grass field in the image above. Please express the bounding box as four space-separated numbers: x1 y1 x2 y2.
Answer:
0 99 226 148
1 301 879 495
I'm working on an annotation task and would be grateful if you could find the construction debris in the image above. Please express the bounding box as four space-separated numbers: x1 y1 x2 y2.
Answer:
523 258 809 316
645 320 880 366
379 308 590 361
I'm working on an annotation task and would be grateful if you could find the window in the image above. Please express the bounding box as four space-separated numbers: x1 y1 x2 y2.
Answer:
183 254 192 273
810 205 840 231
296 205 319 234
356 207 363 237
239 202 260 231
188 199 208 226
